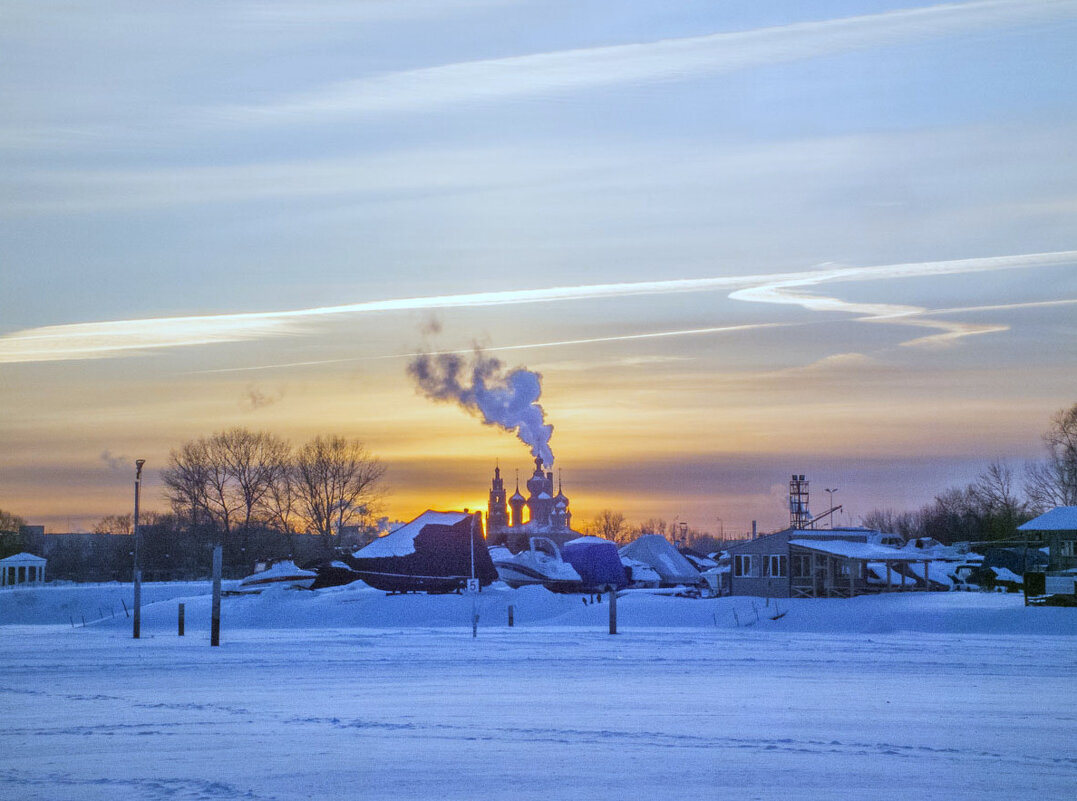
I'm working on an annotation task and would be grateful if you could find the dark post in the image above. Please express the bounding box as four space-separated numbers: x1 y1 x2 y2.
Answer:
507 604 514 627
608 586 618 635
211 544 222 647
132 459 145 639
178 603 185 636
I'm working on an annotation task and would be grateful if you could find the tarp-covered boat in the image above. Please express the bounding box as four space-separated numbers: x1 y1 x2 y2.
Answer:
237 560 317 593
346 511 497 593
620 556 661 588
619 535 704 588
489 537 581 590
309 560 364 590
558 536 628 593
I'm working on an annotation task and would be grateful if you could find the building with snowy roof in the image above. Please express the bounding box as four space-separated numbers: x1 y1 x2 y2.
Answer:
1019 506 1077 573
1 552 46 588
723 528 946 598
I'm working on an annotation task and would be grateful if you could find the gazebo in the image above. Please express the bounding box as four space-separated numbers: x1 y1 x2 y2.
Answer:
0 552 47 587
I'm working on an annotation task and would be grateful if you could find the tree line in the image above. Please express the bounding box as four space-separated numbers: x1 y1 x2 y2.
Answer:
1 428 387 580
862 403 1077 544
159 428 386 574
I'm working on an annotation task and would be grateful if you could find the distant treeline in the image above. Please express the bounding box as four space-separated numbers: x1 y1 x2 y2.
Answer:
862 403 1077 544
2 427 388 581
19 521 338 582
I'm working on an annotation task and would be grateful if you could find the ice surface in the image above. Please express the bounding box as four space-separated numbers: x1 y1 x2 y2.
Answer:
2 586 1076 800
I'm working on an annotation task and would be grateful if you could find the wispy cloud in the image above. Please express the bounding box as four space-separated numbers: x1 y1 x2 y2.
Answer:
224 0 1077 122
1 250 1073 364
730 267 1007 347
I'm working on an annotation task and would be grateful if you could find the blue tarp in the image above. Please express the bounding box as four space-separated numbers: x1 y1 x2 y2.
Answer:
561 536 628 591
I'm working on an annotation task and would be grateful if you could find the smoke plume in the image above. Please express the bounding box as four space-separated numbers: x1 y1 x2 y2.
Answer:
408 349 554 466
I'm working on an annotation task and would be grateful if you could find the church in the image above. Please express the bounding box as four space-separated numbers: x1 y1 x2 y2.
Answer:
485 458 580 551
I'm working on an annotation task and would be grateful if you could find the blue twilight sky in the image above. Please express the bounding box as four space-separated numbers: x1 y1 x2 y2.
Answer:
1 0 1076 532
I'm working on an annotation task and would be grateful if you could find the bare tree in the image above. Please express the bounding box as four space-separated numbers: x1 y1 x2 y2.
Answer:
294 435 386 554
161 437 238 538
861 508 923 539
0 508 25 535
92 514 133 535
0 508 27 560
162 428 294 570
216 429 290 531
637 518 668 537
585 509 630 544
261 459 301 536
1025 403 1077 511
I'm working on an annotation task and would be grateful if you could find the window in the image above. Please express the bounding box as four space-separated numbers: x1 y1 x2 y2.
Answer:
837 561 863 579
767 555 788 578
1061 540 1077 558
733 554 754 578
792 554 812 578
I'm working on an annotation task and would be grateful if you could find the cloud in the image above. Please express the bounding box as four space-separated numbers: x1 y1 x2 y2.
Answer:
99 450 130 472
729 269 1011 347
0 249 1073 364
419 314 443 338
241 384 285 411
222 0 1077 123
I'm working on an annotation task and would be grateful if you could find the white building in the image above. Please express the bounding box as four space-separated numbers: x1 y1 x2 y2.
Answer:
0 552 46 587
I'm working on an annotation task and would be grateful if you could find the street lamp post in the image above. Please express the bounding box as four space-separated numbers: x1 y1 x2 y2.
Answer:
133 459 145 639
825 488 839 529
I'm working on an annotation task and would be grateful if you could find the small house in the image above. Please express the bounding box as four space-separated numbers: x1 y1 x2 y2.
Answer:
724 527 939 598
1018 506 1077 574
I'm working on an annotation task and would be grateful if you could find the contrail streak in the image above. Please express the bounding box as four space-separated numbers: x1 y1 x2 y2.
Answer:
1 250 1074 364
189 322 789 374
229 0 1077 122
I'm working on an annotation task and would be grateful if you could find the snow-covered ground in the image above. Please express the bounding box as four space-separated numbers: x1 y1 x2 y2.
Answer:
2 583 1076 800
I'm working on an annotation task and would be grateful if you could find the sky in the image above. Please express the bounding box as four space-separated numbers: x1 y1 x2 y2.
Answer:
2 0 1076 535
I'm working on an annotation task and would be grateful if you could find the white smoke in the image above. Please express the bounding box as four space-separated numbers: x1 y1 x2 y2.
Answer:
408 349 554 466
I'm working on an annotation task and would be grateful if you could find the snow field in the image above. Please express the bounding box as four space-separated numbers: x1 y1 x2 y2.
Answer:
2 585 1075 800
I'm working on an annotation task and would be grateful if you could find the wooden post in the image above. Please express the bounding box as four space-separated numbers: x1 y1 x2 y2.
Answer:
886 561 892 592
133 569 141 638
922 560 929 592
507 604 514 627
211 544 222 647
608 587 618 635
132 459 144 639
178 603 185 636
826 557 834 598
849 559 855 598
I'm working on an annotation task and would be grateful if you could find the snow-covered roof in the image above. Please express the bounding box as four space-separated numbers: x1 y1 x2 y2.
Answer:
355 511 472 558
565 536 615 546
789 540 928 561
0 552 45 564
1018 506 1077 532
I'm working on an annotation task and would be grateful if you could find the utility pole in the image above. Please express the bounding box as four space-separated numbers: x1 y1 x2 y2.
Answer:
825 488 839 529
132 459 145 639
